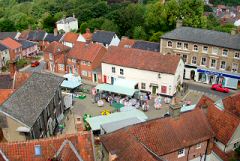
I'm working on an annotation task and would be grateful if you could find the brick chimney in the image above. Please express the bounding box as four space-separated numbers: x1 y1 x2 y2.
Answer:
176 20 183 28
9 61 16 79
169 97 181 119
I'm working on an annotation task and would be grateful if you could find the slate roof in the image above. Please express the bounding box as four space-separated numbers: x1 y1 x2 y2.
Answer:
0 132 94 161
27 30 46 41
67 42 107 62
0 44 7 51
161 27 240 50
102 46 180 74
0 72 64 128
101 109 214 160
56 17 77 24
132 40 160 52
0 32 18 40
92 31 116 45
17 40 36 49
0 75 13 89
44 33 63 42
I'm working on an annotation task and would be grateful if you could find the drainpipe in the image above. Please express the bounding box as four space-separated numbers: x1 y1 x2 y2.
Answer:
204 139 210 161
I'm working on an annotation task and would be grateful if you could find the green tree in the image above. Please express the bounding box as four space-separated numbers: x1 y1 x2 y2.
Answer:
133 26 147 40
10 13 34 31
101 19 118 33
149 31 164 42
87 18 105 32
0 18 16 32
41 13 56 33
80 22 88 33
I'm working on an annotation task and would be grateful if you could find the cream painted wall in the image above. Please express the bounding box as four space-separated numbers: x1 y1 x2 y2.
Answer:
109 35 120 47
101 61 184 96
226 124 240 152
2 115 27 142
57 20 78 33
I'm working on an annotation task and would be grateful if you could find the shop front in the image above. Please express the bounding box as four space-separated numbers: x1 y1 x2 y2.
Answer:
196 68 240 89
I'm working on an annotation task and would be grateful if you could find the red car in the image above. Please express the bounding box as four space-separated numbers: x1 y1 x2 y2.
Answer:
211 84 230 93
31 61 40 67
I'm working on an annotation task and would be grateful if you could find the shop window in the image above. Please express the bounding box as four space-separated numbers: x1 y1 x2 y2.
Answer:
201 57 207 66
234 52 240 59
232 63 238 72
112 67 116 73
167 41 172 47
178 148 185 158
120 69 124 75
210 59 217 68
141 83 146 89
203 46 208 53
182 55 187 63
220 61 226 70
222 49 228 56
192 56 197 65
177 42 182 49
212 47 218 54
196 143 201 149
193 45 198 51
183 43 188 50
161 86 167 93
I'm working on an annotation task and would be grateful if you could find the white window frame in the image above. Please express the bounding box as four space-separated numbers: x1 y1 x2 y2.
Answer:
192 56 197 65
112 67 116 73
232 63 238 72
210 59 217 68
182 55 188 63
167 41 173 48
212 47 219 55
183 43 188 50
222 49 228 56
176 42 182 49
196 143 201 149
201 57 207 66
120 68 124 75
193 44 198 52
202 46 208 53
141 83 146 89
220 61 226 70
178 148 185 158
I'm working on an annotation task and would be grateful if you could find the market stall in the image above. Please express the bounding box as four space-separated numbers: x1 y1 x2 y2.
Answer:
61 73 82 89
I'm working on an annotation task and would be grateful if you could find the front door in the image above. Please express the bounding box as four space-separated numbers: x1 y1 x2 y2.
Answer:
111 77 114 84
103 75 107 83
94 73 97 83
152 86 157 95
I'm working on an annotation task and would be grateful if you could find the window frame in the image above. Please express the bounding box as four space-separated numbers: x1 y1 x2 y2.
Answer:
193 44 198 52
202 46 208 53
182 55 188 63
178 148 185 158
112 67 116 73
232 63 238 72
191 56 197 65
141 83 146 89
210 59 217 68
120 68 124 75
167 41 173 48
176 42 182 49
201 57 207 66
222 49 228 56
234 52 240 59
220 61 226 70
196 143 201 149
183 43 188 50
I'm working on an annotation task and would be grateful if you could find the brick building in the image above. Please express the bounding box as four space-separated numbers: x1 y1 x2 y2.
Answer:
160 26 240 89
100 104 215 161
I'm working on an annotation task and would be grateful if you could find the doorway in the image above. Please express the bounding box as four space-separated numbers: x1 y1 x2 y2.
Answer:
93 73 97 83
152 86 157 95
111 77 114 84
103 75 107 83
190 70 195 80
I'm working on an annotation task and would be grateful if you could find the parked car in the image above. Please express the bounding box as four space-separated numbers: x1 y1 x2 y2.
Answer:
31 61 40 67
211 84 230 93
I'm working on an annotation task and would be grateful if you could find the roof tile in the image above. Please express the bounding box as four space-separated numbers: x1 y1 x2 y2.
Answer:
0 38 22 49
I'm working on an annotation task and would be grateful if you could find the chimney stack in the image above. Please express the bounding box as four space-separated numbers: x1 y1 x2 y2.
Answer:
176 20 183 28
54 28 58 36
169 97 181 119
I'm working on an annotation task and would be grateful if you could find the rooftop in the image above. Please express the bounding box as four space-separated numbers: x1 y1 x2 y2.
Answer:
44 41 70 54
0 32 18 40
101 109 214 160
161 27 240 50
63 32 79 43
92 30 116 45
17 40 36 49
0 44 7 51
44 33 63 42
0 75 12 89
56 17 78 24
0 38 22 49
0 72 64 128
132 40 160 52
102 46 181 74
0 89 14 105
27 30 46 41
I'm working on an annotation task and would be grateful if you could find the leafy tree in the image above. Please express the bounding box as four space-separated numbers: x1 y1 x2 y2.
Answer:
87 18 105 32
10 13 34 31
41 13 56 33
80 22 88 33
204 5 213 12
133 26 147 40
0 18 16 32
149 31 164 42
101 19 118 33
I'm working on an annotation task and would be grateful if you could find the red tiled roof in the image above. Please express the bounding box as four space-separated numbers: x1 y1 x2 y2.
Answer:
195 95 214 109
55 54 65 64
207 103 240 145
222 93 240 117
63 32 79 43
102 46 181 74
68 42 107 62
13 72 32 89
44 41 70 54
0 132 94 161
101 109 214 159
118 37 135 48
0 38 22 49
0 89 14 105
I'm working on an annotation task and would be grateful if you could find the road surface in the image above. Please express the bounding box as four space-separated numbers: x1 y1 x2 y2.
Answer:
21 60 46 72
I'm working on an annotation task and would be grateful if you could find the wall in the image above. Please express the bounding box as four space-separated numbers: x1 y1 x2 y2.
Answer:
22 45 38 57
225 124 240 152
109 35 120 46
161 38 240 73
2 115 27 142
57 20 78 33
0 49 10 68
101 63 179 96
161 141 209 161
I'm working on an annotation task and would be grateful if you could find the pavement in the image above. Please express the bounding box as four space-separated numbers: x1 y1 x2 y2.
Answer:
184 80 238 99
20 58 46 72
